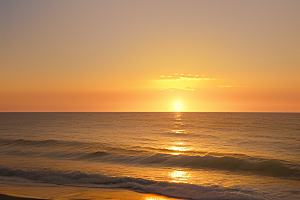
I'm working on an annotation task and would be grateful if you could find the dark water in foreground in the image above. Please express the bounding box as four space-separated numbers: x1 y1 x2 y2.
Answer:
0 112 299 199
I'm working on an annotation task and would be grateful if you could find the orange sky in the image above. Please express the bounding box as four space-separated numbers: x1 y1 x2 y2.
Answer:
0 0 299 112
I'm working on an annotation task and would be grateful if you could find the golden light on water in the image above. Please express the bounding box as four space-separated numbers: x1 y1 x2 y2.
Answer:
167 112 191 155
171 129 185 134
168 143 190 155
169 145 188 152
144 194 179 200
144 197 169 200
174 102 182 112
168 170 191 183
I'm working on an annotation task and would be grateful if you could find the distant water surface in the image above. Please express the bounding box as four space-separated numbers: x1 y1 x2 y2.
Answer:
0 112 299 199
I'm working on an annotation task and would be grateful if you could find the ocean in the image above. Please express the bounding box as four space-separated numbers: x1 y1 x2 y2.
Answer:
0 112 299 200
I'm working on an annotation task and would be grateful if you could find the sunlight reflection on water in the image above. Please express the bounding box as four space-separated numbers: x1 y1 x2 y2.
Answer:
166 113 192 155
168 170 191 183
167 141 191 155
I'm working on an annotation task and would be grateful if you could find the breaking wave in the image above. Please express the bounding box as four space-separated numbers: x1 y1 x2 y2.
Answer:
0 167 255 200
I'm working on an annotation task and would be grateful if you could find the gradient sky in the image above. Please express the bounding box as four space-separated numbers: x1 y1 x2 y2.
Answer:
1 0 299 112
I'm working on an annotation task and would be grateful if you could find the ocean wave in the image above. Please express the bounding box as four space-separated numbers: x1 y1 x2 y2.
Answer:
0 138 85 147
80 152 300 178
1 138 299 178
140 153 300 177
0 138 147 154
0 167 256 200
81 151 109 158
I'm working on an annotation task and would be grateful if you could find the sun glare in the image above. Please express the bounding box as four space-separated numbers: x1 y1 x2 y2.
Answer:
174 102 182 112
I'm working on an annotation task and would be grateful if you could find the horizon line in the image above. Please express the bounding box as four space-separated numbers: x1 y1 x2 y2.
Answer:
0 111 299 114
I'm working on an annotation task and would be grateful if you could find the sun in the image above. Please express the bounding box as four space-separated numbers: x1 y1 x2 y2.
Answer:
174 102 182 112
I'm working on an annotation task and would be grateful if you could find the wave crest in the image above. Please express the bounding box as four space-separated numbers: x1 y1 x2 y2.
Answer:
0 167 254 200
138 153 299 177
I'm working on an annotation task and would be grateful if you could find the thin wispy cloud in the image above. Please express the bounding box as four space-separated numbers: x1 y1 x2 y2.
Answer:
156 73 216 92
184 86 197 91
218 85 247 88
159 73 216 81
159 86 197 92
157 73 247 91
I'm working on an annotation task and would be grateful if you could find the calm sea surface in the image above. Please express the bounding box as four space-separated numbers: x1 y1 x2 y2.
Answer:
0 112 299 199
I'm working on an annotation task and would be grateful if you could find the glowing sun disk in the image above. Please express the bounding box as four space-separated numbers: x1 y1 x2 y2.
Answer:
174 102 182 111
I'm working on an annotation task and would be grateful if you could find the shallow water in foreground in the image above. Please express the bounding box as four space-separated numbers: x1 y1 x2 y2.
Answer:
0 112 299 199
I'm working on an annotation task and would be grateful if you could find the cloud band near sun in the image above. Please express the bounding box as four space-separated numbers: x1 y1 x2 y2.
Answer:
218 85 247 88
155 73 216 91
159 86 197 91
159 73 216 81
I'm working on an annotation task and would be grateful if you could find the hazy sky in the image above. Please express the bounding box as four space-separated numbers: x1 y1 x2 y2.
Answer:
1 0 299 112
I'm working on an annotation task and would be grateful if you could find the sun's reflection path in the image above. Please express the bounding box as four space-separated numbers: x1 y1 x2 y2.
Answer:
144 191 183 200
166 112 192 155
174 112 182 120
144 197 169 200
168 170 191 183
158 113 194 188
171 129 185 134
172 112 186 134
167 141 190 155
